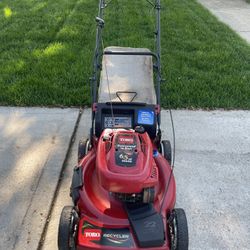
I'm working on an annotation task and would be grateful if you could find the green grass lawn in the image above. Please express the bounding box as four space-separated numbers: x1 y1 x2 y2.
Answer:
0 0 250 108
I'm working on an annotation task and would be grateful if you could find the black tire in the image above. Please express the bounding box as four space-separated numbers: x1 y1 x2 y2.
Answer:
160 140 172 163
78 139 90 162
169 208 189 250
58 206 79 250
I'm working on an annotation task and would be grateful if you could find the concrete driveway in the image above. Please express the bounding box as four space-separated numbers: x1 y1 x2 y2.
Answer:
41 109 250 250
171 110 250 250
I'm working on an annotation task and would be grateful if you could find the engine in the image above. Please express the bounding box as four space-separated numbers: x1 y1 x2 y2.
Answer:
96 129 158 203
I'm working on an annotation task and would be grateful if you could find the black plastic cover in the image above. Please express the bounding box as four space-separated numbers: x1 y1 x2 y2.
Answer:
126 204 165 248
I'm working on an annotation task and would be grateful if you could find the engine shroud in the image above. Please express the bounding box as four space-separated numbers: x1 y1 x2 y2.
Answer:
96 129 159 194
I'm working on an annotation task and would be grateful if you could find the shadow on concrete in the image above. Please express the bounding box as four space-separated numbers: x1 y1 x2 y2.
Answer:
0 107 79 249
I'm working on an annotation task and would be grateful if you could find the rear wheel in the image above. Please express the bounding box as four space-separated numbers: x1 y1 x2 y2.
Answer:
58 206 79 250
78 139 90 162
168 208 189 250
160 140 172 164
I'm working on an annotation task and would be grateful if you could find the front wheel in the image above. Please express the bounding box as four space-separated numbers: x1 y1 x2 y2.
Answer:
78 139 90 162
58 206 79 250
168 208 189 250
160 140 172 164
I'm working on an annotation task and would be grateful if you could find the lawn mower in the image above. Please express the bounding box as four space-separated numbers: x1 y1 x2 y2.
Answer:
58 0 188 249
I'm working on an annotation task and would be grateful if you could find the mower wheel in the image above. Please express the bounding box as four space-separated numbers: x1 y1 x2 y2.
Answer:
58 206 79 250
169 208 189 250
78 139 90 162
160 140 172 164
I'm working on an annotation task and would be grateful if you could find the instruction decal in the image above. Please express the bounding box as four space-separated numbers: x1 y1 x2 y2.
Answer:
138 110 154 125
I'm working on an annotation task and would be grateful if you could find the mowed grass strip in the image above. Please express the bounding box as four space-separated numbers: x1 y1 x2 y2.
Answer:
0 0 250 108
0 0 96 106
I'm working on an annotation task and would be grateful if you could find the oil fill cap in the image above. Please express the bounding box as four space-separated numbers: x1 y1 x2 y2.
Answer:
135 126 145 134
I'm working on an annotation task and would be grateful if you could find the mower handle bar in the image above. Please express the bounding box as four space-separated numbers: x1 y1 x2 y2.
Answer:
103 50 159 62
